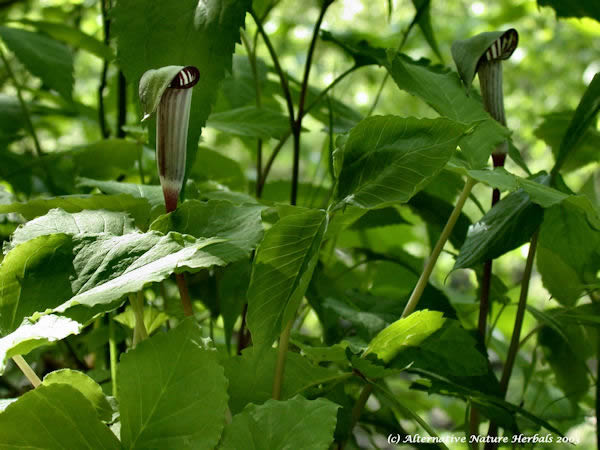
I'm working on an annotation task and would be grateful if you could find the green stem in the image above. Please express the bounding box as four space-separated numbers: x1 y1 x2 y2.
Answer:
12 355 41 388
116 71 127 138
98 0 110 138
401 177 476 318
129 292 148 346
272 319 293 400
485 229 539 449
108 314 118 397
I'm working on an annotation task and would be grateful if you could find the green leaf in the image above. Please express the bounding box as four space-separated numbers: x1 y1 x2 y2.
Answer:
218 260 251 351
0 231 243 337
0 315 82 372
0 383 120 449
17 19 114 60
77 177 165 212
7 208 136 251
385 55 510 168
364 310 446 363
553 73 600 173
64 138 142 180
537 198 600 305
0 194 152 228
118 319 228 449
537 0 600 22
390 321 488 377
43 369 114 422
113 0 251 180
207 106 290 139
223 348 344 414
150 199 264 254
137 65 184 119
450 29 515 91
220 396 339 450
538 325 590 403
190 147 247 191
412 0 442 61
113 305 169 335
335 116 466 209
535 112 600 172
454 190 543 270
0 26 73 100
247 207 327 351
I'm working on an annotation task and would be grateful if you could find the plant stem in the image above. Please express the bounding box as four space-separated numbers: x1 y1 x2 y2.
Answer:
129 292 148 346
350 383 373 431
250 9 295 126
98 0 110 138
272 319 293 400
117 71 127 138
401 177 476 318
12 355 41 388
175 273 193 317
108 314 118 397
485 230 539 448
291 1 329 205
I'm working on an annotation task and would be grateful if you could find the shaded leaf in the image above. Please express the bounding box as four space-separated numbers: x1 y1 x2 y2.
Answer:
119 319 228 449
537 0 600 22
335 116 466 209
43 369 114 421
0 26 73 100
207 106 290 139
220 396 339 450
412 0 443 61
0 383 119 449
247 207 327 351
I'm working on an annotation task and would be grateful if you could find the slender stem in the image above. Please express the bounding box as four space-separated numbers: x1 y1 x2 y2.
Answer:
237 303 250 355
291 1 329 205
175 273 193 316
129 292 148 346
98 0 110 138
304 66 358 115
12 355 41 388
108 314 118 397
485 230 539 449
272 319 293 399
366 0 429 116
250 9 295 126
402 177 476 318
117 71 127 138
350 384 373 431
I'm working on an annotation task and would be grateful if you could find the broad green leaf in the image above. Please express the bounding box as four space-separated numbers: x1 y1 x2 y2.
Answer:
77 177 165 211
223 348 344 414
150 199 264 254
0 315 82 372
537 0 600 22
0 26 73 100
0 383 120 449
0 194 152 228
385 54 510 168
552 73 600 173
119 319 228 449
535 112 600 172
538 325 590 403
137 65 184 119
190 147 247 191
218 260 251 351
364 310 446 363
335 116 466 209
247 207 327 351
0 231 243 336
113 305 169 335
454 190 543 270
537 198 600 305
113 0 251 180
43 369 114 421
7 208 136 251
412 0 442 61
207 106 290 139
62 138 142 180
220 396 339 450
0 94 25 141
451 30 514 91
17 19 114 60
389 321 488 376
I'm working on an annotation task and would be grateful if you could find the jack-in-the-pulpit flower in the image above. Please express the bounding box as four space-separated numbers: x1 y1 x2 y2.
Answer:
139 65 200 212
452 29 518 164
